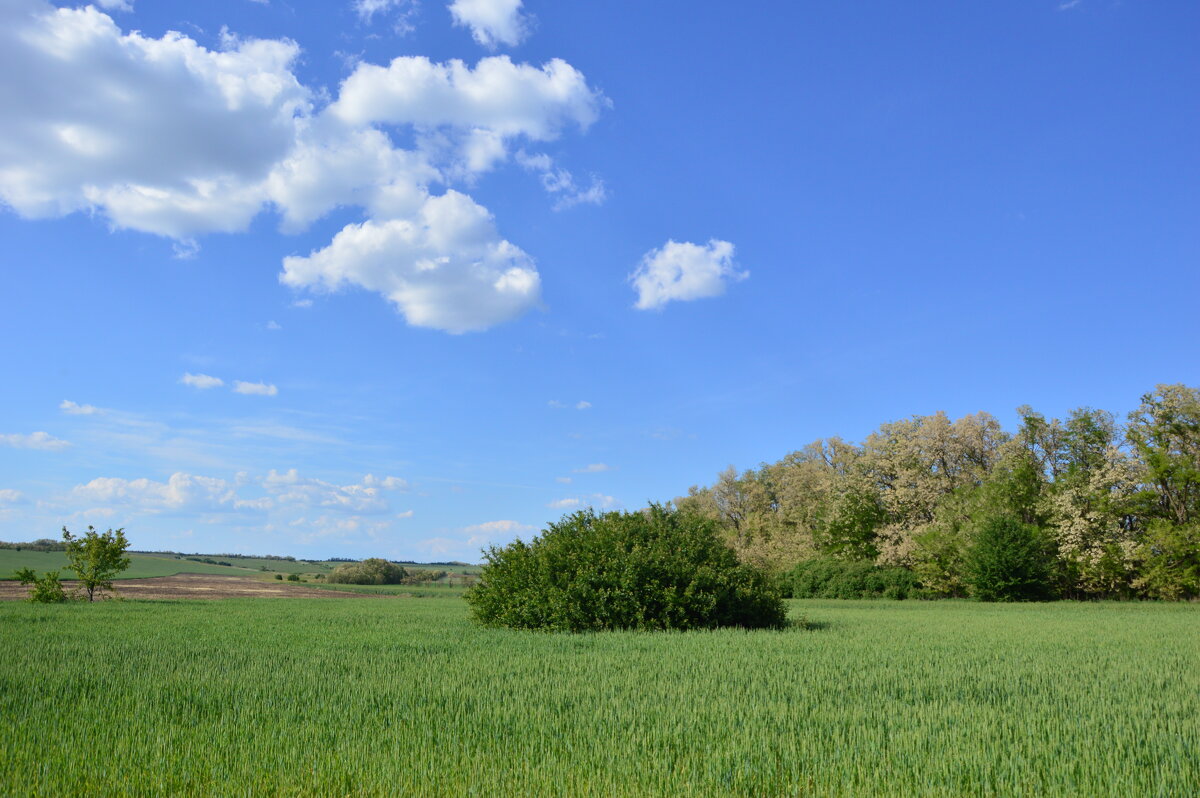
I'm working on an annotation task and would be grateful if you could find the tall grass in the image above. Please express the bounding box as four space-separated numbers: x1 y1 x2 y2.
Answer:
1 599 1196 796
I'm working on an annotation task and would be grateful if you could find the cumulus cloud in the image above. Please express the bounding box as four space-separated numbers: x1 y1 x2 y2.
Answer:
181 373 224 389
281 191 540 333
575 400 592 410
263 469 407 513
630 239 748 310
60 399 102 415
71 472 237 511
233 380 278 396
0 1 606 333
547 493 617 510
1 432 70 450
448 0 531 48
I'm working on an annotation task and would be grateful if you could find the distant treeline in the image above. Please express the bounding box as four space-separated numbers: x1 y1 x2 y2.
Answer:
326 559 451 585
0 539 64 552
675 384 1200 600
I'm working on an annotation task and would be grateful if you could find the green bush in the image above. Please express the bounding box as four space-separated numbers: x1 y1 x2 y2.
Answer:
464 505 787 632
14 568 70 603
274 574 283 580
782 558 921 600
965 517 1056 602
326 558 407 585
286 573 301 582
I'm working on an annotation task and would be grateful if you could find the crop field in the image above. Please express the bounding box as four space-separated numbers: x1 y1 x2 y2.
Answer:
1 599 1196 797
0 549 260 580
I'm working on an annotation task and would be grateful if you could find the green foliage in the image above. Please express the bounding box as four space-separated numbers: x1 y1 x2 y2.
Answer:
274 574 283 580
813 486 886 560
326 558 407 585
286 573 301 582
1135 520 1200 600
62 526 131 602
14 567 70 603
465 506 787 631
965 517 1055 602
782 558 921 600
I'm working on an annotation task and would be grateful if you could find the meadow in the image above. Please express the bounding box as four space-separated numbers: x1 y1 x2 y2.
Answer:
1 599 1196 797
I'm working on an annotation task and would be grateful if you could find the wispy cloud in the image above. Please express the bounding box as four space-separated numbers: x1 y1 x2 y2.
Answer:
233 381 279 397
60 400 102 415
181 373 224 389
572 463 610 473
1 432 70 451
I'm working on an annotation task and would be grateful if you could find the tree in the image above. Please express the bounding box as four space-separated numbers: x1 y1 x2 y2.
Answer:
464 505 787 632
62 526 131 602
327 558 407 584
965 517 1055 602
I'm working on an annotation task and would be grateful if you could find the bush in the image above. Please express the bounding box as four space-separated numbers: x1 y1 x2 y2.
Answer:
14 568 70 603
965 517 1055 602
327 558 407 585
464 506 787 632
782 558 922 600
274 574 283 580
286 573 301 582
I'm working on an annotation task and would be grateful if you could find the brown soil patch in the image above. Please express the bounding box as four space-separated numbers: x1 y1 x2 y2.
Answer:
0 573 392 601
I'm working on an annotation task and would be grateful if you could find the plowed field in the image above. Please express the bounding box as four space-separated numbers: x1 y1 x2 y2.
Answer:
0 572 386 600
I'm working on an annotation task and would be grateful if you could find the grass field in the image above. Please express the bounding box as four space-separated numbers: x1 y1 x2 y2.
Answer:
0 549 259 579
0 549 479 581
1 599 1196 796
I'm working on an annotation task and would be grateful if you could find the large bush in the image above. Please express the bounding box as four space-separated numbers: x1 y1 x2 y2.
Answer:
782 558 922 600
464 506 788 631
327 558 407 585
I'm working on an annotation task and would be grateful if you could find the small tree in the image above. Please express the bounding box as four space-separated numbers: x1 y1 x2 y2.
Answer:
62 526 131 602
965 517 1054 602
14 567 70 603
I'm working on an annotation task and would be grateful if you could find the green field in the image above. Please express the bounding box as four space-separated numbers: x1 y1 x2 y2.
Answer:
0 549 479 581
1 599 1195 796
0 549 259 580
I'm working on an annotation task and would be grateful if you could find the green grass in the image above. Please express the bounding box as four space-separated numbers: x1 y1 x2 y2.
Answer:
1 599 1196 796
0 550 479 581
0 549 259 580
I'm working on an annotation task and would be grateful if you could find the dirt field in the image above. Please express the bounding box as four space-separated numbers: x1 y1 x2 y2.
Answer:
0 573 390 601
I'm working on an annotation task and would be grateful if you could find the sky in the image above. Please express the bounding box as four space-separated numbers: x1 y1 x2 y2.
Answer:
0 0 1196 562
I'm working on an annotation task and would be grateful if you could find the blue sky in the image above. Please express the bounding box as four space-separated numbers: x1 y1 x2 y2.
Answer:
1 0 1196 561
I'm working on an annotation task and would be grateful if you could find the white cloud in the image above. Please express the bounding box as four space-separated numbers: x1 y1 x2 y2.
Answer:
281 191 540 333
575 401 591 410
448 0 531 48
233 380 278 396
95 0 133 11
181 373 224 389
630 239 748 310
330 55 602 141
0 2 606 334
462 519 534 535
515 150 606 210
572 463 610 473
355 0 417 32
60 399 102 415
549 493 618 510
266 320 282 330
0 0 310 237
0 489 26 505
396 509 414 519
1 432 70 450
555 476 572 484
71 472 236 511
263 469 407 513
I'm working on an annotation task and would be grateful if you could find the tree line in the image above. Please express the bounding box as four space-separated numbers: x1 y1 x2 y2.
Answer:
674 384 1199 600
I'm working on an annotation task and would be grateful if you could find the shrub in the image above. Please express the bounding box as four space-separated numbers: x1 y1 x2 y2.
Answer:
274 574 283 580
14 568 70 603
782 558 921 600
965 517 1055 602
464 505 787 632
286 573 301 582
327 558 407 585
